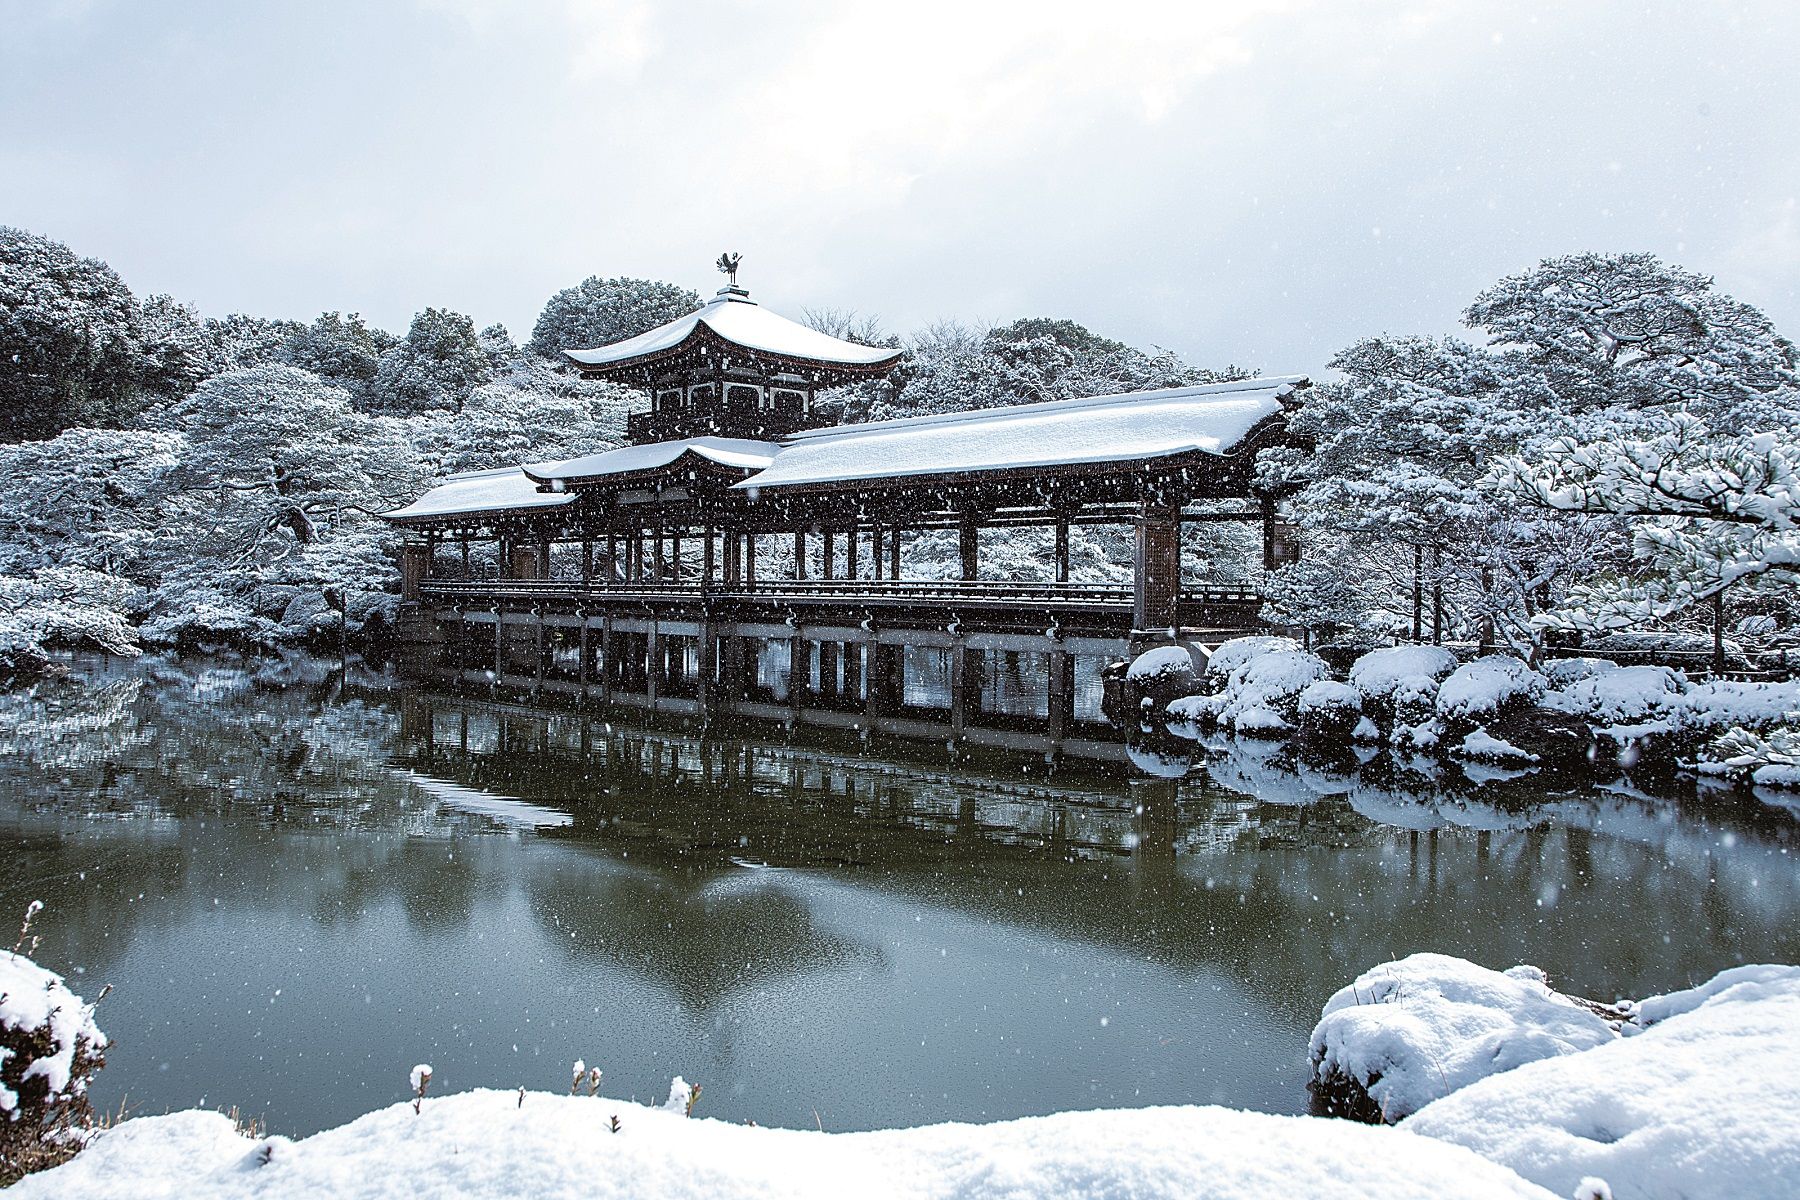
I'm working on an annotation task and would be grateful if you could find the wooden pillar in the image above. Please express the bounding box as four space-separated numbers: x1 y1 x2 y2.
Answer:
794 528 807 580
871 525 884 582
599 612 614 704
698 615 717 706
537 536 551 580
847 524 860 580
1134 493 1181 632
460 536 470 579
818 639 840 701
400 542 429 601
492 611 503 677
703 528 716 584
745 533 757 588
865 630 887 721
671 533 683 582
822 530 836 580
959 513 979 582
1260 497 1279 574
653 521 666 581
889 527 901 580
577 620 590 690
582 539 594 586
1054 514 1070 584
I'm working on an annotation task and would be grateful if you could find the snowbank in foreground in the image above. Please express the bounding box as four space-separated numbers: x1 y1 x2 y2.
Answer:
1309 953 1620 1122
1405 965 1800 1200
12 1092 1560 1200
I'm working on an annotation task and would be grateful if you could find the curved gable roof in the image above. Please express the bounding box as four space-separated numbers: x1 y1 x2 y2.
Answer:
565 287 901 373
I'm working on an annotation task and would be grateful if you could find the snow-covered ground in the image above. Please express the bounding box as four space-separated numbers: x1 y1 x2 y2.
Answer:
1408 964 1800 1200
10 1089 1560 1200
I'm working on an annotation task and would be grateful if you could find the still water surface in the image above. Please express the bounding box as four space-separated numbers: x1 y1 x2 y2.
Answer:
2 654 1796 1137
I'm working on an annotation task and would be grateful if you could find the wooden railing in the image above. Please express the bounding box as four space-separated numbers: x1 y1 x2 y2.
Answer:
419 578 1261 609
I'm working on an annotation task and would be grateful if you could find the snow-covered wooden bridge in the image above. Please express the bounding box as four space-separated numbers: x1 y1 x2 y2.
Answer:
384 271 1305 746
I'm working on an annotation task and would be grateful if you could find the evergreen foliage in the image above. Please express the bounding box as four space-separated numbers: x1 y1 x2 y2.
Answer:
527 276 701 359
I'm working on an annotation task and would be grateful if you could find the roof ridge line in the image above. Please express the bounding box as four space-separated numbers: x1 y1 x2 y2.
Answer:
783 374 1307 442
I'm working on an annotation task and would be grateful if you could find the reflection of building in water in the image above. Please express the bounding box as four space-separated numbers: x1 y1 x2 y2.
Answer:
381 263 1308 753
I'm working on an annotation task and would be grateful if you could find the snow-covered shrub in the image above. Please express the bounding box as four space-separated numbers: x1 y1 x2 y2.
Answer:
1309 953 1617 1124
1347 644 1459 734
1349 646 1458 709
1693 726 1800 789
1297 679 1363 740
1203 635 1300 679
1170 645 1330 737
1435 656 1546 726
1 911 109 1186
1545 662 1687 727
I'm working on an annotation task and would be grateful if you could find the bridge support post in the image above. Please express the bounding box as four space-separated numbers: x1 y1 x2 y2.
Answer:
864 631 887 723
698 615 717 707
645 622 661 706
1048 645 1073 740
950 638 977 739
787 626 807 706
818 639 839 703
599 613 614 705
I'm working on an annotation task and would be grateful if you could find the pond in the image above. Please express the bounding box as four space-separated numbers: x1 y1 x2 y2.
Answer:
2 653 1796 1138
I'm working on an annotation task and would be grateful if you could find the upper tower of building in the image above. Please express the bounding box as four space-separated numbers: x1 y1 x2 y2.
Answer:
564 254 903 444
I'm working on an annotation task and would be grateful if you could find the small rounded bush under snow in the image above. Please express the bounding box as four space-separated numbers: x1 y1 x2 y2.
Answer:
1168 643 1330 737
1435 656 1547 724
1348 645 1459 708
1 942 108 1184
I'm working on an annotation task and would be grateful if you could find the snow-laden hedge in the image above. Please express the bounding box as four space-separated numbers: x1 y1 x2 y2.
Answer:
1165 637 1800 788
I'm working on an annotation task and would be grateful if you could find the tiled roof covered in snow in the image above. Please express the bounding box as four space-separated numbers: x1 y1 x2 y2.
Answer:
383 467 574 524
735 376 1304 491
523 437 779 485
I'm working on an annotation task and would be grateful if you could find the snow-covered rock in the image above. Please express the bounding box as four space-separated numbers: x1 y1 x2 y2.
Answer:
1309 953 1618 1123
11 1089 1562 1200
1125 645 1201 707
1406 965 1800 1200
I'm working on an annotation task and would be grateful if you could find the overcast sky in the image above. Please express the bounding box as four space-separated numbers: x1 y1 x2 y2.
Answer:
4 0 1797 373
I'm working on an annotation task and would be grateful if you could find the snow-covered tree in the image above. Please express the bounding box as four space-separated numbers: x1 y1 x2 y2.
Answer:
0 227 144 440
281 311 395 393
136 294 220 398
1493 412 1800 665
527 276 699 359
1466 252 1798 427
365 308 491 414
